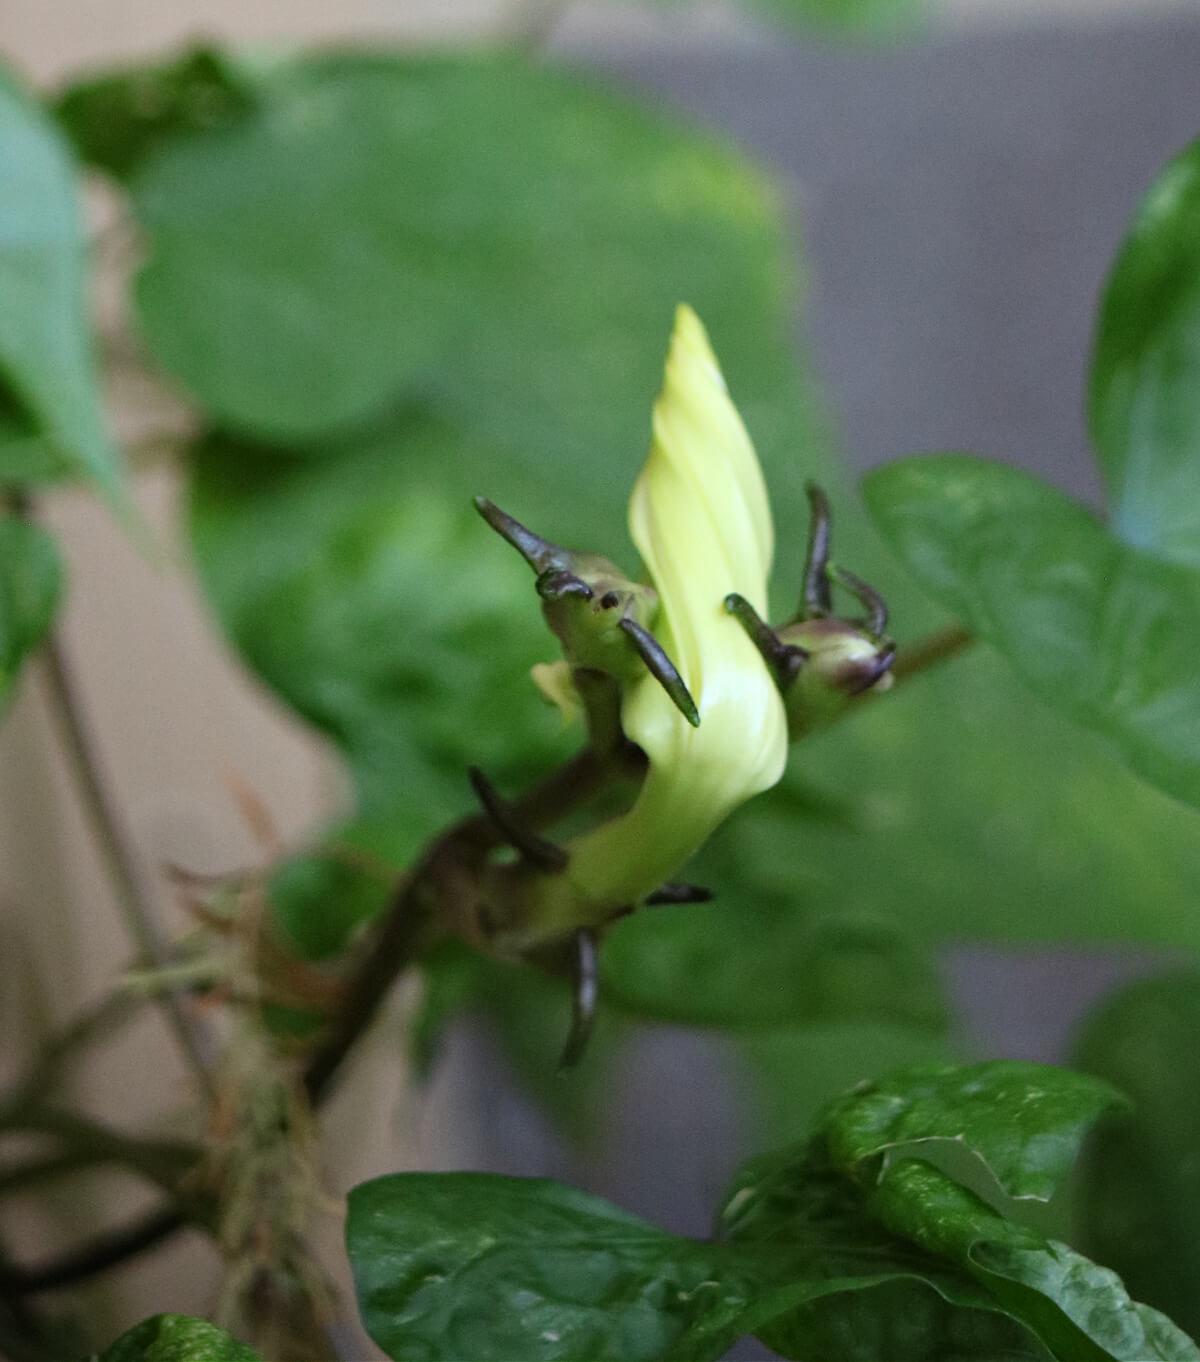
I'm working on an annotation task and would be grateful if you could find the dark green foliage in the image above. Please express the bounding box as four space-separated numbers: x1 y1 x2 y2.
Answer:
96 1314 262 1362
1073 971 1200 1340
55 46 257 181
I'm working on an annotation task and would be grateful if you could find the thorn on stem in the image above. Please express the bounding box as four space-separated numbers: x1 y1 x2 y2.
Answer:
559 928 599 1070
828 563 889 638
802 481 833 617
617 617 700 727
723 593 807 691
473 496 569 576
468 766 568 872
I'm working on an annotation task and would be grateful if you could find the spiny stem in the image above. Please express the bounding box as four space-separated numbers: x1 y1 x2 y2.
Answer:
39 630 217 1099
6 619 973 1293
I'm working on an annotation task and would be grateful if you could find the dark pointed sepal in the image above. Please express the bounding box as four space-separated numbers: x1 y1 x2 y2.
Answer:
474 496 571 577
618 616 700 727
645 882 714 906
723 593 807 691
802 481 834 617
468 766 568 872
558 928 599 1070
828 563 889 638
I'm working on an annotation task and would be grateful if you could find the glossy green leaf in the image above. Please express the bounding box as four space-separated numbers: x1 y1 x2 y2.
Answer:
824 1059 1122 1202
1072 971 1200 1339
0 65 125 501
863 455 1200 811
0 516 60 708
718 1133 1045 1360
1090 137 1200 568
347 1167 1029 1362
55 46 257 181
97 1313 262 1362
348 1172 751 1362
133 52 796 447
872 1159 1200 1362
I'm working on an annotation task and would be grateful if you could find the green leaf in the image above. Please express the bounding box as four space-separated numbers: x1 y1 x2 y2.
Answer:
823 1058 1123 1202
348 1172 756 1362
133 52 798 447
603 894 947 1031
0 515 60 708
347 1167 1031 1362
719 1134 1046 1360
863 455 1200 811
0 64 126 502
1090 137 1200 568
739 1019 953 1145
97 1313 262 1362
752 0 927 38
871 1158 1200 1362
55 46 258 181
1072 970 1200 1340
190 426 572 817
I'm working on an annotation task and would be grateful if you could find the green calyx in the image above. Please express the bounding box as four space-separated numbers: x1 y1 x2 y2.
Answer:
474 496 699 726
724 482 895 739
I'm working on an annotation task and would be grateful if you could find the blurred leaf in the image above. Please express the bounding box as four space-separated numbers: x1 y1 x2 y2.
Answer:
871 1159 1199 1362
0 64 126 502
1072 970 1200 1339
1090 137 1200 568
863 455 1200 811
55 46 258 181
823 1058 1122 1202
97 1313 262 1361
603 896 946 1031
190 425 573 818
752 0 927 38
0 516 60 709
269 802 414 959
739 1019 953 1144
132 52 798 448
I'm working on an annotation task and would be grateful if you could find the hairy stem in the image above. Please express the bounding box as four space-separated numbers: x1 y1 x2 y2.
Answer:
38 631 217 1098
